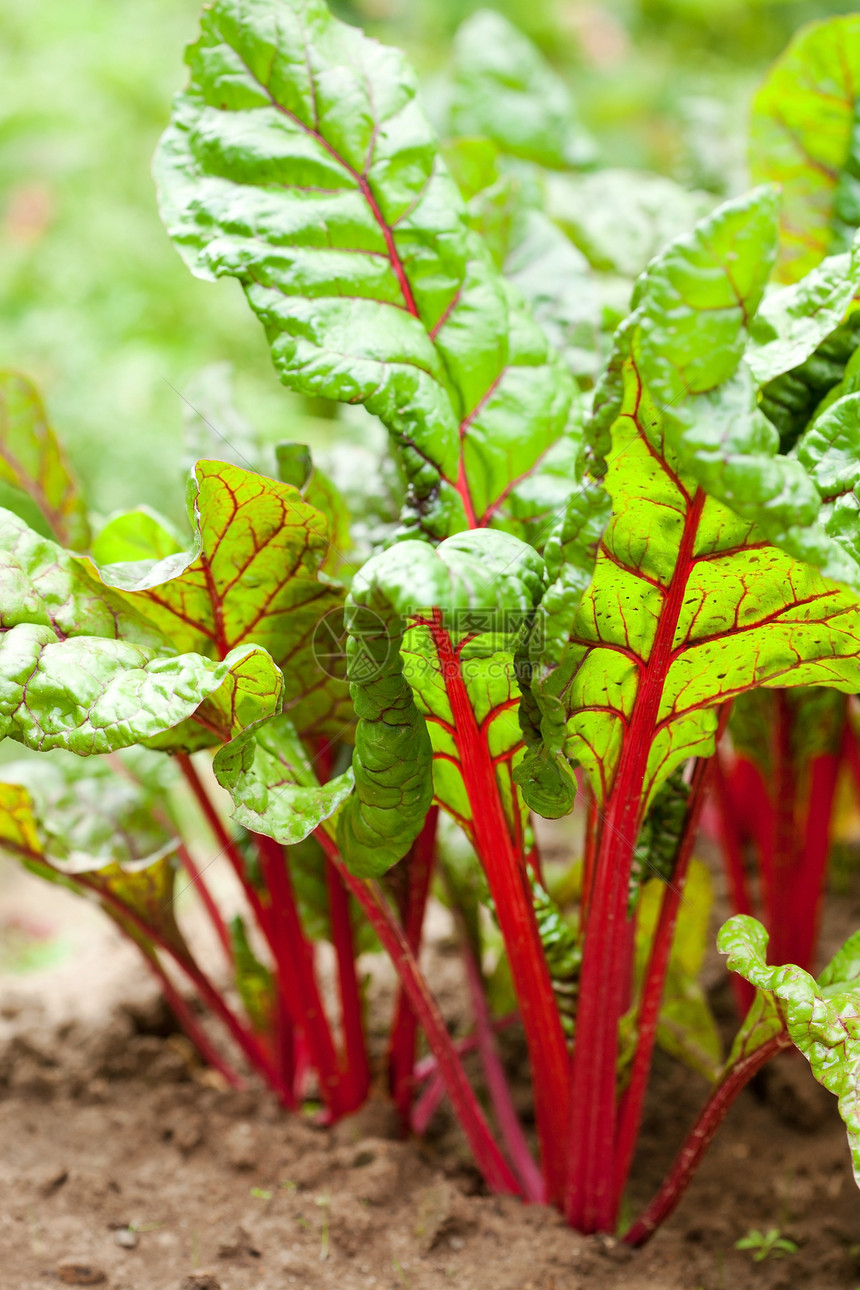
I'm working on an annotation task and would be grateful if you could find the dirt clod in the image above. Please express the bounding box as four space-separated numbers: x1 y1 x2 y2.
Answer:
114 1227 139 1249
55 1260 107 1285
179 1274 221 1290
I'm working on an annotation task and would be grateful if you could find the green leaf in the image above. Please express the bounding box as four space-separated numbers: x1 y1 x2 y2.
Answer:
448 9 595 169
590 189 860 589
155 0 579 547
214 712 353 844
636 861 721 1079
719 914 860 1187
0 508 283 753
532 345 860 816
544 170 713 279
751 16 860 283
746 243 860 385
0 756 190 958
0 371 90 549
274 441 352 576
337 529 543 875
91 459 348 740
796 392 860 571
91 507 185 564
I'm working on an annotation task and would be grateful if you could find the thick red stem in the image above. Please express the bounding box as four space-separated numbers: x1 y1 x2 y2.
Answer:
623 1032 791 1247
429 613 570 1203
613 754 712 1199
768 694 799 966
792 744 843 971
325 857 370 1110
564 488 706 1234
389 808 438 1128
253 832 346 1119
318 831 521 1196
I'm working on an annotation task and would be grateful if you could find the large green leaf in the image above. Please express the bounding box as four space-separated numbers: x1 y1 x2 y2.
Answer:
0 508 283 753
720 914 860 1188
214 712 353 844
337 529 543 875
447 9 595 170
751 16 860 283
155 0 580 546
531 354 860 815
90 459 348 739
590 189 860 590
0 371 90 549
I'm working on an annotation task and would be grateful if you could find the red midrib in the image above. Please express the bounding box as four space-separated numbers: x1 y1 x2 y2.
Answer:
564 487 707 1233
429 612 570 1202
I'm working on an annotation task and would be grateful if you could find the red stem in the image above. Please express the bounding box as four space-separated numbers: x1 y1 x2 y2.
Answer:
429 612 570 1203
613 754 712 1200
253 832 347 1119
769 693 798 966
318 830 521 1197
462 944 546 1203
712 751 754 918
792 743 843 971
623 1032 791 1247
564 487 706 1234
389 808 438 1128
325 857 371 1110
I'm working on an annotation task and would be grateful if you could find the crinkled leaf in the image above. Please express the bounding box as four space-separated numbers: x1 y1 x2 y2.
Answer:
544 170 713 279
214 712 353 844
0 371 90 549
155 0 579 547
759 312 860 452
533 353 860 814
0 508 283 753
91 459 348 739
751 16 860 282
747 242 860 384
591 189 860 589
448 9 595 169
338 529 542 875
720 914 860 1186
796 392 860 571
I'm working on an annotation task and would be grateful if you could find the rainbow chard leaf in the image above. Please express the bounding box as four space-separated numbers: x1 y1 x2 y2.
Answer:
751 16 860 283
0 757 190 959
590 188 860 589
337 529 543 876
447 9 595 169
0 508 283 753
155 0 580 547
720 914 860 1187
91 507 185 564
0 371 90 549
214 712 353 845
90 459 348 740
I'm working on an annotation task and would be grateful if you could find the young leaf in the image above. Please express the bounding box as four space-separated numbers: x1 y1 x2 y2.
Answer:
0 508 283 753
91 459 348 739
214 712 353 844
91 507 185 564
0 371 90 549
155 0 579 546
448 10 595 169
751 16 860 282
719 914 860 1187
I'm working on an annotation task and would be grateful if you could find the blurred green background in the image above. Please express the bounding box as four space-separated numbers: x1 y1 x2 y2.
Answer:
2 0 857 522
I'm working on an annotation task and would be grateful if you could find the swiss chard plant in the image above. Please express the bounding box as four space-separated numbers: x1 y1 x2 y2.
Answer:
5 0 860 1247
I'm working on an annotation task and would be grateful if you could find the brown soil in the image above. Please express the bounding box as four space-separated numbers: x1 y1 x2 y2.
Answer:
2 858 860 1290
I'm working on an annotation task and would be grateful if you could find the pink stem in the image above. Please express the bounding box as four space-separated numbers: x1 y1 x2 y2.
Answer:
325 857 370 1110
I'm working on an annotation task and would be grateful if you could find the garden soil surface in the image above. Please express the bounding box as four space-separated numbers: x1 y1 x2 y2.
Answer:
2 851 860 1290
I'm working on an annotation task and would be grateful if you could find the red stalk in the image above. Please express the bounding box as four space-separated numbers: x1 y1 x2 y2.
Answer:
318 830 521 1196
428 612 570 1203
712 751 754 918
253 832 347 1118
388 808 439 1128
768 694 799 966
623 1031 791 1247
462 944 546 1203
791 745 843 971
613 754 712 1200
564 487 706 1234
324 857 370 1109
